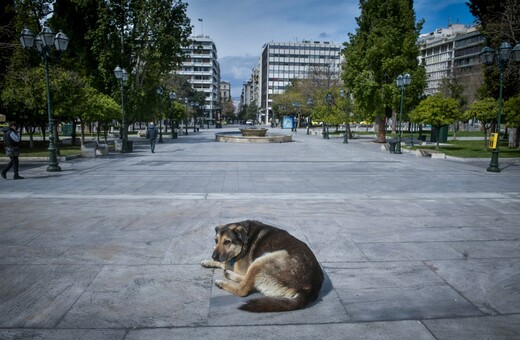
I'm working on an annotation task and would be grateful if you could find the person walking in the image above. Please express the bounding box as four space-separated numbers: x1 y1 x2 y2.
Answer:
146 122 158 153
1 121 24 180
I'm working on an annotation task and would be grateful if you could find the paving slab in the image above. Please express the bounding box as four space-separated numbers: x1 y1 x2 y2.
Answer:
1 125 519 338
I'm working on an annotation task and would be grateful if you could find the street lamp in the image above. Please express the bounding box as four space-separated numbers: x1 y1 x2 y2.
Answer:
340 89 350 144
480 42 520 172
114 66 129 152
306 97 313 135
156 87 164 143
20 27 69 172
324 93 334 139
169 92 177 139
395 73 411 154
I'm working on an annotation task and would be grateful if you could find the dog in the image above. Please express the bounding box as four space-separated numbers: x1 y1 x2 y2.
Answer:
201 220 323 313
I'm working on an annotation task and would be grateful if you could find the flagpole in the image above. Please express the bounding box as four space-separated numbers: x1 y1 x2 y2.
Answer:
198 18 203 36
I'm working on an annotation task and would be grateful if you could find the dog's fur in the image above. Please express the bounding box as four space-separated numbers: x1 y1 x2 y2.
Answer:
201 220 323 313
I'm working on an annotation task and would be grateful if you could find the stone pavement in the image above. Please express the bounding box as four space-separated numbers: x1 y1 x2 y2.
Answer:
0 126 519 339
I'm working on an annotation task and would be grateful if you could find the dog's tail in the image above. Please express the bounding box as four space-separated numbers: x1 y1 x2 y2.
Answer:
239 296 308 313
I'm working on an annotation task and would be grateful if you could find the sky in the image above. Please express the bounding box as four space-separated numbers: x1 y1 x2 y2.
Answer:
185 0 476 99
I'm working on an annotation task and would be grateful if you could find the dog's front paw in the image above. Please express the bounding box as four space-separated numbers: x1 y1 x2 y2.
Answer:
215 280 224 289
201 260 213 268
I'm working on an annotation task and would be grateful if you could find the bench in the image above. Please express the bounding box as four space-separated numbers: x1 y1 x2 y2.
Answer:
81 141 108 158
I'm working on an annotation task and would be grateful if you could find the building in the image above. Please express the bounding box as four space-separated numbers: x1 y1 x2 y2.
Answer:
220 81 231 102
259 41 342 124
418 24 484 98
177 35 221 120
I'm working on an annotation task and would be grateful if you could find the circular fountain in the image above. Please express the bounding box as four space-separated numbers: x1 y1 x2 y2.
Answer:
215 127 292 143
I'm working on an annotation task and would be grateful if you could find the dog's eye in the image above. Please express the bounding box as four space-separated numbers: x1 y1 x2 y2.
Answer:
223 240 231 245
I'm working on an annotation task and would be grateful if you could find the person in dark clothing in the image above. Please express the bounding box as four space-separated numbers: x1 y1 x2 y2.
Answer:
2 121 24 180
146 122 158 153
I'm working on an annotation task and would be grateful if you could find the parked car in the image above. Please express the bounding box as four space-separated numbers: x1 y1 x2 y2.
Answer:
246 119 254 125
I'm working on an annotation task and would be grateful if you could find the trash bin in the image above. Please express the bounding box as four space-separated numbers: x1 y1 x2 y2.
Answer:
431 125 448 143
388 140 397 153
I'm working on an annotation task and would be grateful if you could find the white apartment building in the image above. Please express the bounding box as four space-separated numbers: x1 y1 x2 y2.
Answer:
177 35 220 119
418 24 483 96
259 41 342 124
220 81 231 102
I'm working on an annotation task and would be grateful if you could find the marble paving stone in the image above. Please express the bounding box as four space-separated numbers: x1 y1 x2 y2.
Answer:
423 314 520 340
57 265 212 328
358 241 465 261
126 320 436 340
0 265 102 328
447 240 520 259
0 329 125 340
206 271 350 326
425 258 520 315
335 285 483 322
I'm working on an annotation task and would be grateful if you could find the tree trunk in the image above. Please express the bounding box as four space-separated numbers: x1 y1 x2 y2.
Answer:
375 115 386 143
509 128 519 148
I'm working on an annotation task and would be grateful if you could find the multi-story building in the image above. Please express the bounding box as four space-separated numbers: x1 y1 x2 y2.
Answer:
418 24 484 98
220 81 231 102
177 35 220 120
259 41 342 124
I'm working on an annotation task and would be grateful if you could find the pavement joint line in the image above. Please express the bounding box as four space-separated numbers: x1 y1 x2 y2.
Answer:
0 192 518 200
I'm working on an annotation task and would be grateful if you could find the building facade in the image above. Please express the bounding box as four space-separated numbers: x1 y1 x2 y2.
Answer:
259 41 342 124
177 35 221 119
220 81 231 102
418 24 484 98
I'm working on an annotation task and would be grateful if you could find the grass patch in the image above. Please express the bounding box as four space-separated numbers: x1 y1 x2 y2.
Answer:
2 141 81 158
411 140 520 158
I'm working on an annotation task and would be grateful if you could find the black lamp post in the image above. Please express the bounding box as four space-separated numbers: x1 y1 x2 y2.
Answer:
340 89 350 144
20 27 69 172
156 87 164 143
396 74 411 154
306 97 313 135
480 42 520 172
169 92 177 138
324 93 333 139
114 66 128 152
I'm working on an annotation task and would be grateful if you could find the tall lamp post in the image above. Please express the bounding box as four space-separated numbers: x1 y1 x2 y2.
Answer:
480 42 520 173
340 89 350 144
156 87 164 143
324 92 333 139
306 97 313 135
20 27 69 172
169 92 177 139
114 66 128 152
395 74 411 154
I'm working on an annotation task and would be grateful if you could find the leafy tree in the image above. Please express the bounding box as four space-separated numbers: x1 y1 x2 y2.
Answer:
462 97 498 145
410 94 460 149
504 95 520 148
342 0 426 143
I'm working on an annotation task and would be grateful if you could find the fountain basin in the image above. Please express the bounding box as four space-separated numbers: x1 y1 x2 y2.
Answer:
215 130 292 143
240 128 268 137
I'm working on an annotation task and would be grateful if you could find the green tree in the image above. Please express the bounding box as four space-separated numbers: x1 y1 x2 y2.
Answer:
342 0 426 143
410 94 460 149
504 95 520 148
462 97 498 146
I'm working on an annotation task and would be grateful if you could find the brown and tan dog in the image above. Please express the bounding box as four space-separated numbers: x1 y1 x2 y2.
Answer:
201 220 323 312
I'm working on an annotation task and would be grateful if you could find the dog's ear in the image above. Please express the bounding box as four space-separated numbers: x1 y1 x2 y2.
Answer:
232 224 248 245
215 224 224 234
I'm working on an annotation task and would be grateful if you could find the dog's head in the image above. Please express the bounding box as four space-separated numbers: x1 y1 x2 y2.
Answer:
211 222 249 262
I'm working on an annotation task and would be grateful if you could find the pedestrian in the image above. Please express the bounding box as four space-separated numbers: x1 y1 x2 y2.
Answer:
1 121 24 180
146 122 158 153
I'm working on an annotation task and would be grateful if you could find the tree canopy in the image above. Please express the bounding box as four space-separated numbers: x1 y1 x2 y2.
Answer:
342 0 426 142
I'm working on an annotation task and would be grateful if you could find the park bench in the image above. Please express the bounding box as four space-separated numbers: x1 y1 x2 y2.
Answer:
81 140 108 158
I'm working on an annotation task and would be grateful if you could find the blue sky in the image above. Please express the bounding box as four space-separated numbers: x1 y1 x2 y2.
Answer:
185 0 476 99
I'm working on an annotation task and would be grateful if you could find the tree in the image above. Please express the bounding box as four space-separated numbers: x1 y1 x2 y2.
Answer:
342 0 426 143
504 95 520 148
462 97 498 146
410 94 460 149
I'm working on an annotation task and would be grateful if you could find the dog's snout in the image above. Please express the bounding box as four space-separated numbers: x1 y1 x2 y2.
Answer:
212 250 219 261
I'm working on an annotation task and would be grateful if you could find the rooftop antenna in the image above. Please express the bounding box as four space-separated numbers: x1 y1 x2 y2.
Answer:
198 18 203 36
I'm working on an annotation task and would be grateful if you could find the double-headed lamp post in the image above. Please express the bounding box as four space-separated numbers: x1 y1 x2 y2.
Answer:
156 87 164 143
340 89 350 144
169 92 177 138
396 74 411 154
20 27 69 172
114 66 128 152
480 42 520 173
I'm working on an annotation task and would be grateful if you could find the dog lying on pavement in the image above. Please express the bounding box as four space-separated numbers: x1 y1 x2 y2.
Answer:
201 220 323 312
